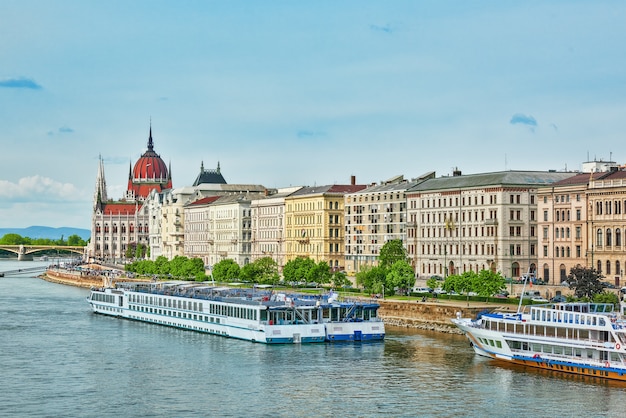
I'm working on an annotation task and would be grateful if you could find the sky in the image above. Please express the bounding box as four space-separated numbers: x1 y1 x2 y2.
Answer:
1 1 625 230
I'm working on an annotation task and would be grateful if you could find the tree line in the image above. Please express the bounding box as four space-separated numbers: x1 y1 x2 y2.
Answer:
0 233 88 247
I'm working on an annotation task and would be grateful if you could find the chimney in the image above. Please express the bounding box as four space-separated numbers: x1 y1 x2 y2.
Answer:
350 175 356 185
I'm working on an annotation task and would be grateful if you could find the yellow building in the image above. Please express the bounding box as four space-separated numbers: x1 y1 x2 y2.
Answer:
284 182 366 270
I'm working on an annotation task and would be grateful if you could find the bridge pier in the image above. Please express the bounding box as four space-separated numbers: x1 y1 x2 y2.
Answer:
17 245 34 261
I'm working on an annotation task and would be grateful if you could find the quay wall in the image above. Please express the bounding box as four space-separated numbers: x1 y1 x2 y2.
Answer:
43 269 104 289
377 299 496 334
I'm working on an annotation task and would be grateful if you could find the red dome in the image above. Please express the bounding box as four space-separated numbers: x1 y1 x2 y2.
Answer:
132 129 168 182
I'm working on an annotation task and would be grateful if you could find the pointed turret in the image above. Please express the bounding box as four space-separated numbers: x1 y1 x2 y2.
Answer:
93 154 108 210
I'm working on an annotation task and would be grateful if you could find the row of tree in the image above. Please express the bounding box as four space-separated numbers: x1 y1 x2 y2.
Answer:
0 233 88 247
355 240 415 296
211 256 353 288
125 255 207 280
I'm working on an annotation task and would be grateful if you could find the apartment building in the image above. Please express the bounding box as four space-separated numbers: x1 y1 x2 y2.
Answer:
250 187 303 271
406 170 574 280
284 180 366 270
183 194 254 269
587 169 626 287
537 173 598 284
344 173 434 274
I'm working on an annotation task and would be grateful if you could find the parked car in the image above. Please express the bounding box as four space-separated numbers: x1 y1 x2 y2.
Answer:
601 282 616 289
412 287 433 294
493 293 509 299
550 295 567 303
433 288 447 294
531 296 549 303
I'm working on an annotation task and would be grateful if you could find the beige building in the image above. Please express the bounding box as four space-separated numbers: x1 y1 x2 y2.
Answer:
250 187 302 271
406 170 575 280
284 181 366 270
537 173 597 284
183 194 256 269
587 169 626 287
344 173 434 275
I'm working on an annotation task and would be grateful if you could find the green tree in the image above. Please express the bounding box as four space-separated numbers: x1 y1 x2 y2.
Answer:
331 271 351 289
0 233 28 245
356 265 387 295
593 291 619 307
378 239 407 269
66 234 86 246
568 266 604 299
426 276 439 291
386 260 415 295
308 261 332 285
212 259 241 281
475 270 506 299
283 257 316 284
154 256 170 275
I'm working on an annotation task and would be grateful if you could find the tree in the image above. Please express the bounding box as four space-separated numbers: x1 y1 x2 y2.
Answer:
331 271 351 289
212 259 241 281
308 261 332 285
0 233 28 245
379 239 408 269
66 234 86 246
356 266 387 295
386 260 415 295
283 257 316 283
475 270 506 299
567 266 604 299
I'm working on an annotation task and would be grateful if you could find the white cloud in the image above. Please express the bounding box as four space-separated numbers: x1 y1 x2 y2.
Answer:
0 176 84 201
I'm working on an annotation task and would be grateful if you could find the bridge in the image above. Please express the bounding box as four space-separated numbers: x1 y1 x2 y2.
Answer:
0 245 86 261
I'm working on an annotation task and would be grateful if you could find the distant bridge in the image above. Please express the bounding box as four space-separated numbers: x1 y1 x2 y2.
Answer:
0 245 86 261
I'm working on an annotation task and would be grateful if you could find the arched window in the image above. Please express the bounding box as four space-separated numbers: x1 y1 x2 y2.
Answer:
606 260 611 275
606 228 612 246
597 260 602 273
566 247 571 257
556 228 560 239
597 229 603 247
543 263 550 283
555 247 560 257
616 229 622 247
617 261 621 276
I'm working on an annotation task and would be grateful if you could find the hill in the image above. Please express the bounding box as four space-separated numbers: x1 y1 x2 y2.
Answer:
0 226 90 241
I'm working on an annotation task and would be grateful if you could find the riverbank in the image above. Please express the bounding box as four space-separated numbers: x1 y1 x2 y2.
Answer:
42 268 491 334
42 268 104 289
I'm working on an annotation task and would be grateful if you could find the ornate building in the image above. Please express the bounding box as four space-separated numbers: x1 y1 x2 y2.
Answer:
88 126 172 262
406 170 575 280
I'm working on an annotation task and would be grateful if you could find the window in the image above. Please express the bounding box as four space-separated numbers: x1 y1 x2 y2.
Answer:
576 209 581 221
606 261 611 275
597 229 603 247
544 211 548 221
616 229 622 246
606 229 612 246
543 246 548 257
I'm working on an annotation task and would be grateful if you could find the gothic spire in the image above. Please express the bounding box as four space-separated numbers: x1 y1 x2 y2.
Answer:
147 121 154 152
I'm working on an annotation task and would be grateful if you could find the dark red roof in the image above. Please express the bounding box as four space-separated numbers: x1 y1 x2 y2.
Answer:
189 196 222 206
102 203 139 216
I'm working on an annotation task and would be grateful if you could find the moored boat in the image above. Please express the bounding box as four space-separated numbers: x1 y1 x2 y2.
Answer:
87 282 384 344
452 302 626 381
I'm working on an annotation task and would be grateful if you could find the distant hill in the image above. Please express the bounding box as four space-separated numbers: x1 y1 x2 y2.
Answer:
0 226 90 240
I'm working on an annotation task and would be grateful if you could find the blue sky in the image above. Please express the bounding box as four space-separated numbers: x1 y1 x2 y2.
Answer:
1 1 625 229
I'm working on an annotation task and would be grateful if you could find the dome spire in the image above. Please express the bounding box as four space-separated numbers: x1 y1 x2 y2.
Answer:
147 119 154 152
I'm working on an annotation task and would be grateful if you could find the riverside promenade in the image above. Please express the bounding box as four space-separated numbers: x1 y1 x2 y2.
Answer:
41 265 510 334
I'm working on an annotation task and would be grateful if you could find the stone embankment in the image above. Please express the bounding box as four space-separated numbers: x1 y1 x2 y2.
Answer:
43 269 104 289
377 299 501 334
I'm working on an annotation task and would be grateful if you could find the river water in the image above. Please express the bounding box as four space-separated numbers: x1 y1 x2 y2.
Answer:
1 260 625 417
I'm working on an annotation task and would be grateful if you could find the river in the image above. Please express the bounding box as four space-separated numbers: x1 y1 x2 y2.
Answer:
1 260 625 417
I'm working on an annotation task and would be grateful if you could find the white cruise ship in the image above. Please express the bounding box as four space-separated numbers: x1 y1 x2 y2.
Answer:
87 282 384 344
452 302 626 381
